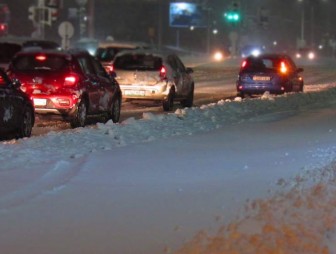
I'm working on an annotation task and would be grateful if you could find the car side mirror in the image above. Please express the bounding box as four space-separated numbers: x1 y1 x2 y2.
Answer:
186 67 193 74
297 67 304 73
11 78 22 89
109 70 117 79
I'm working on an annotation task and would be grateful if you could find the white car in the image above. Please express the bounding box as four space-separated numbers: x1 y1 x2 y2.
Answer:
112 50 194 111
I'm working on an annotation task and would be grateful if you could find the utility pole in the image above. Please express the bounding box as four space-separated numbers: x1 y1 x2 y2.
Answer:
88 0 94 38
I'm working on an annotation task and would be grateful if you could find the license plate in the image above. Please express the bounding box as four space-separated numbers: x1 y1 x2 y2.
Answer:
33 98 47 106
253 76 270 81
124 90 145 96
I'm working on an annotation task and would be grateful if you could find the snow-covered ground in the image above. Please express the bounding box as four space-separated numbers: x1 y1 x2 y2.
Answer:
2 64 336 253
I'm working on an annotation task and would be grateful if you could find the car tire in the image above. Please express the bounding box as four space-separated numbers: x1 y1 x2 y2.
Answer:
17 106 34 138
109 96 121 123
162 90 174 111
237 91 245 98
180 84 194 108
71 99 87 128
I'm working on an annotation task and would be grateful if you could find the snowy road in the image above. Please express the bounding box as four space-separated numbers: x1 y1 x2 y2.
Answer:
2 58 336 254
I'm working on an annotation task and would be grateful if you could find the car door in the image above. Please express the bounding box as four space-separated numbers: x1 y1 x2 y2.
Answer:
286 57 302 91
175 56 192 96
0 75 23 132
166 55 182 94
90 56 117 112
77 55 100 113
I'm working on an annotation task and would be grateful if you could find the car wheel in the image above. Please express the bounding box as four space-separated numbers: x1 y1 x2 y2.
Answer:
237 91 245 98
162 90 174 111
109 96 121 123
17 106 34 138
180 84 194 108
71 99 87 128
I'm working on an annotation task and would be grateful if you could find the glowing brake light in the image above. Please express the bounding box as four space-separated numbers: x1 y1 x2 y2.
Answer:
159 66 166 79
241 60 247 68
64 74 78 86
105 65 114 73
35 55 47 61
280 61 287 74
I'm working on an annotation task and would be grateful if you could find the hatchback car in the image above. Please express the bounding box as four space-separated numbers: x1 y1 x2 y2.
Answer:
112 50 194 111
0 68 34 139
236 53 304 98
8 49 122 128
95 41 151 73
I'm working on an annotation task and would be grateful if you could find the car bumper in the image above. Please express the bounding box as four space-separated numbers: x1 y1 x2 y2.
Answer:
32 94 79 115
236 82 285 95
120 83 170 101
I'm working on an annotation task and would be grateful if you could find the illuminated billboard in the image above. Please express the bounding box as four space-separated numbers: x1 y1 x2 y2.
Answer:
169 2 207 28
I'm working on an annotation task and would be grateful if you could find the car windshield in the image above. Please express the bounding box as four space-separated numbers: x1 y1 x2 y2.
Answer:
95 47 136 62
12 55 67 71
114 54 162 71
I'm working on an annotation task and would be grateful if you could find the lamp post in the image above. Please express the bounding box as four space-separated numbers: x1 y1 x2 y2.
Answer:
75 0 87 39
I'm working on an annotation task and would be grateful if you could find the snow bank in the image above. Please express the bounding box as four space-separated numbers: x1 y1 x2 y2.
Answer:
1 88 336 172
175 161 336 254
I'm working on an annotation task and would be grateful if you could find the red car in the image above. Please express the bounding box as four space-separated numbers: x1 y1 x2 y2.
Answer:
8 49 122 128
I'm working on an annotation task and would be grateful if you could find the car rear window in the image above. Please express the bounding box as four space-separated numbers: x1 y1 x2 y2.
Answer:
114 54 162 71
12 54 67 71
95 47 136 62
243 57 282 71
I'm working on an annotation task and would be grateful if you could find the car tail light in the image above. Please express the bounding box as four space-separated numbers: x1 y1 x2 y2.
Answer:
105 65 114 73
241 60 247 68
280 61 287 74
159 66 167 79
64 74 78 86
35 55 47 61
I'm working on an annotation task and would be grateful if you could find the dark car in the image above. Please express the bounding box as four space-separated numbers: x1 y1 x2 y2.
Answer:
294 47 316 61
236 53 304 98
22 40 61 51
0 68 34 139
113 50 194 111
8 49 122 128
0 42 22 70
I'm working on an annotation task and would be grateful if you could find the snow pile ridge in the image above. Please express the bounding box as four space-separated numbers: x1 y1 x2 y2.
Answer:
1 88 336 171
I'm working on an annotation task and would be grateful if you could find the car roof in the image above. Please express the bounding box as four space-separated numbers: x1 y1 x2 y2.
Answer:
13 48 91 58
246 53 291 60
114 49 176 59
98 40 150 49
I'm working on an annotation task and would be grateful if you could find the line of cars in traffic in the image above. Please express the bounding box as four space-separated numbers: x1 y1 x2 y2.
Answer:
0 39 196 140
0 37 306 140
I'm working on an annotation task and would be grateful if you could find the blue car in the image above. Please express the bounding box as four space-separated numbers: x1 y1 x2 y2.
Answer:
236 53 304 98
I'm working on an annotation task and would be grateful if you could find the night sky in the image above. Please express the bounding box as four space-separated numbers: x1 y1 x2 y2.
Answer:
2 0 336 53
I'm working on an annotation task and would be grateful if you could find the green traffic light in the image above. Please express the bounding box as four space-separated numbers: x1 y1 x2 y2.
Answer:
224 11 240 22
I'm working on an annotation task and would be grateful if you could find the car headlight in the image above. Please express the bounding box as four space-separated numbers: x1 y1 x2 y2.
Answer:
308 52 315 60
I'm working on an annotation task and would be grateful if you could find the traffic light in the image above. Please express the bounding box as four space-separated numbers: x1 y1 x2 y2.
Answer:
0 23 8 35
28 6 37 23
224 12 240 22
224 2 240 23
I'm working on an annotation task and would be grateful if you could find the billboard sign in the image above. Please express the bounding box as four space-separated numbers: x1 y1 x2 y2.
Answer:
169 2 207 28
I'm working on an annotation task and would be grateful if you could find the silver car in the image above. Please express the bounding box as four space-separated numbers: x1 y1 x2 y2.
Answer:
112 50 194 111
